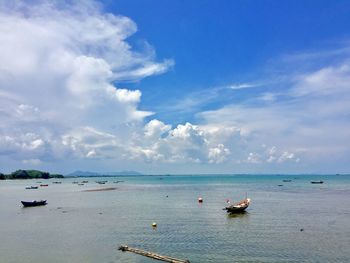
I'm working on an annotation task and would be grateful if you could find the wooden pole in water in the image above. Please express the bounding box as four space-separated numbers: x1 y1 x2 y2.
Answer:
118 245 190 263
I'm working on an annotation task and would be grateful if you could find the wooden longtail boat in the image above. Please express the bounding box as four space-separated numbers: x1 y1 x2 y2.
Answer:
224 198 250 213
21 200 47 207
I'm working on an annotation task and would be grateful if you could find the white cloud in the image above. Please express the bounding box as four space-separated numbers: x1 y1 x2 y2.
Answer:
277 152 295 163
126 121 242 165
208 144 230 164
0 0 171 168
144 119 171 139
247 152 261 164
291 64 350 97
198 56 350 172
228 83 259 90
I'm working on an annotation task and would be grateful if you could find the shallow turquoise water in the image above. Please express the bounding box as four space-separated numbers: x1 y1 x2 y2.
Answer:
0 174 349 262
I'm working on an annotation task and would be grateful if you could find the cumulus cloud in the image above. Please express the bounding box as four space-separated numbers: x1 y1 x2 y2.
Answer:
208 144 230 164
127 122 242 165
0 0 173 167
144 119 171 140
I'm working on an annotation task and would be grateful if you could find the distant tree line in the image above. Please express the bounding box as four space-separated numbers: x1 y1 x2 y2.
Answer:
0 170 64 180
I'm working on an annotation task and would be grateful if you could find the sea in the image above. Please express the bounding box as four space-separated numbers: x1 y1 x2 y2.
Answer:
0 174 349 263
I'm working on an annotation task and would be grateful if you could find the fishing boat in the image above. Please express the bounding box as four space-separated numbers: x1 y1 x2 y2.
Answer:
311 180 324 184
25 186 38 189
21 200 47 207
224 198 250 213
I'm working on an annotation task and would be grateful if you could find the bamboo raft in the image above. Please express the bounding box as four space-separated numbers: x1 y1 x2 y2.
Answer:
118 245 190 263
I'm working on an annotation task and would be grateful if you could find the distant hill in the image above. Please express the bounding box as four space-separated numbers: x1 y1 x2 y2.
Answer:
67 170 142 177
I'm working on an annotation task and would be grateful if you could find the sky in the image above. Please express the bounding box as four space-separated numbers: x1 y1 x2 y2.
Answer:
0 0 350 174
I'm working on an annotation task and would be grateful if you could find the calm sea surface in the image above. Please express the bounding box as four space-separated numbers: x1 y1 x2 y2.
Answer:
0 174 349 263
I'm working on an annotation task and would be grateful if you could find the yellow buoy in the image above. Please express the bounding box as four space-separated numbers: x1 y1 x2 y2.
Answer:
152 222 157 227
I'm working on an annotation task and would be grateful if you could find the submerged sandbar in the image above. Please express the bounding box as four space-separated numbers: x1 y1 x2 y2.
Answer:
83 187 117 192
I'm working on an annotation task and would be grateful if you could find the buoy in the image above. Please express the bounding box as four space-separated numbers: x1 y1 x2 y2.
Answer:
198 197 203 203
152 222 157 227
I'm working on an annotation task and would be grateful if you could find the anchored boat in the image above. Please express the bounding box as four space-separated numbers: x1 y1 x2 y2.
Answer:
21 200 47 207
224 198 250 213
311 181 324 184
25 186 38 189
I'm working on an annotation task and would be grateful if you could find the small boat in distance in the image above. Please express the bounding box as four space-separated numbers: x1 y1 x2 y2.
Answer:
21 200 47 207
224 198 250 213
25 186 38 189
52 181 62 184
311 181 324 184
283 179 292 182
40 184 48 187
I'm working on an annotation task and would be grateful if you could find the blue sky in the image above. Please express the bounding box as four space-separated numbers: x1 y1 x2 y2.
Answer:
0 0 349 174
108 0 350 120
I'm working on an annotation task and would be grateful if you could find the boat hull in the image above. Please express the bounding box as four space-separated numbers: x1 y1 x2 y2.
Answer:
225 206 248 213
21 200 47 207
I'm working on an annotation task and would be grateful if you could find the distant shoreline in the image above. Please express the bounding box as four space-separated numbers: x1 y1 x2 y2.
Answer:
1 171 348 180
0 169 63 180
